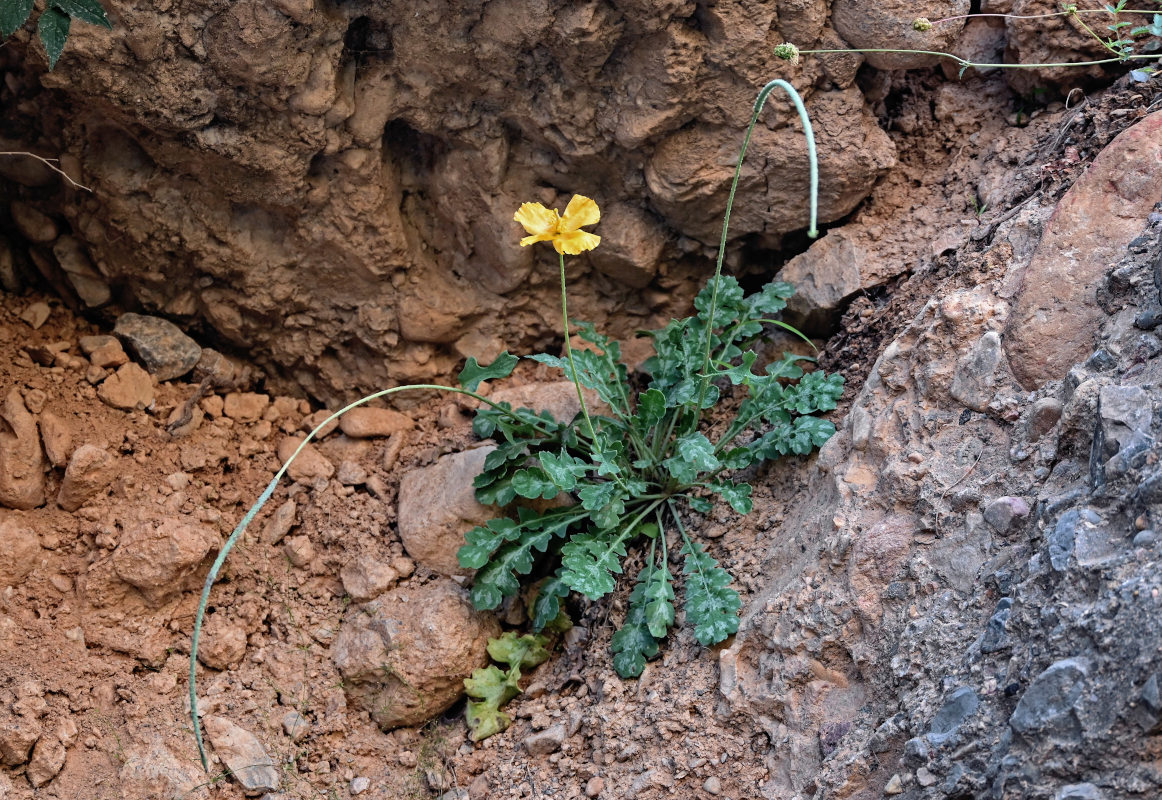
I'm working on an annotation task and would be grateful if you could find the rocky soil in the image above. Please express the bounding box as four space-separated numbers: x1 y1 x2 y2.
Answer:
2 2 1162 800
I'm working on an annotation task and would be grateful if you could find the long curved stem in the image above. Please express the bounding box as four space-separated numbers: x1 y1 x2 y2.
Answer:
189 382 547 770
694 79 819 416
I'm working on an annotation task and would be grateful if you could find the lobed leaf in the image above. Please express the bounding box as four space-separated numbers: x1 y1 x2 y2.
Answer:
560 530 629 598
611 572 662 678
681 540 741 646
459 351 519 392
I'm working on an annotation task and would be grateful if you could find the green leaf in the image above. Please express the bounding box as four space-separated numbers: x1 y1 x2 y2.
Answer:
511 468 559 500
50 0 110 27
635 388 666 428
577 481 617 512
468 514 572 609
38 7 70 69
530 575 572 633
488 632 551 670
538 451 589 492
782 371 844 414
710 480 753 514
611 572 662 678
0 0 34 37
675 432 720 472
475 474 518 506
687 496 713 514
642 563 675 639
681 540 741 646
560 530 629 598
457 518 519 570
459 351 519 392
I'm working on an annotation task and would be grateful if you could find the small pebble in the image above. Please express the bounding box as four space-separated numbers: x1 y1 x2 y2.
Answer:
703 775 722 795
1133 530 1156 547
350 776 371 795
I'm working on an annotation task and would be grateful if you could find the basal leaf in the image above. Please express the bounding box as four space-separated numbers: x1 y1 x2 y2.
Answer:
459 351 519 392
0 0 34 37
642 563 675 639
611 573 662 678
530 574 572 633
676 432 720 472
538 451 589 491
710 481 753 515
560 531 628 598
635 388 666 428
487 632 550 671
38 7 70 69
687 496 713 514
457 518 519 570
511 467 559 500
577 481 618 511
468 516 569 609
681 540 741 646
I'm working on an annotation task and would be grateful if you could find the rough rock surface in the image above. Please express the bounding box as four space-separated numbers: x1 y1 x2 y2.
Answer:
0 389 45 510
112 518 219 606
332 579 499 730
397 446 498 576
720 200 1162 799
203 716 281 796
1006 111 1162 389
1 0 912 401
56 443 117 511
113 313 202 381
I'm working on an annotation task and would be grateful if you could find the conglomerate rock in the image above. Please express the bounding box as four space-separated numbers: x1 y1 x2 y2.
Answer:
1 0 914 402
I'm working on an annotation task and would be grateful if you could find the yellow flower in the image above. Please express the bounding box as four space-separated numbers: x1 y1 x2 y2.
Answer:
514 195 601 255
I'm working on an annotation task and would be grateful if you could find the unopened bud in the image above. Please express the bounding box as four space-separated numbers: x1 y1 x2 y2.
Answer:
774 42 801 65
913 17 933 31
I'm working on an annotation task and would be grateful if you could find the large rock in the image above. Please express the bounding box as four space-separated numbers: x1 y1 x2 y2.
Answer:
57 444 118 511
112 518 218 605
397 447 498 576
332 580 499 730
202 716 280 796
1006 111 1162 389
0 518 43 588
0 389 45 510
113 313 202 381
13 0 904 401
831 0 969 70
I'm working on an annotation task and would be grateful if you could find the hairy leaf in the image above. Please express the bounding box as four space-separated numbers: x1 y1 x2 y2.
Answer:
488 632 550 670
709 480 753 514
530 574 572 633
0 0 34 37
468 514 571 609
38 7 70 68
560 530 628 598
682 540 741 646
538 450 589 491
635 388 666 427
642 562 676 639
611 572 662 678
50 0 110 27
459 351 519 392
511 467 559 500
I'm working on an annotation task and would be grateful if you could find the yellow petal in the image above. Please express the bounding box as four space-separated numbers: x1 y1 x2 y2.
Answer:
520 232 556 247
553 230 601 255
558 195 600 233
514 202 559 237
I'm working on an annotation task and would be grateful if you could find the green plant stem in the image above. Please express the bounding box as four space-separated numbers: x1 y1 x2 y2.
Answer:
188 381 554 772
931 8 1161 27
796 47 1161 68
557 251 600 448
694 79 819 420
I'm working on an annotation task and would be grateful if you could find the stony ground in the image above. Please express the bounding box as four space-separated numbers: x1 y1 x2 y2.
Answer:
2 47 1162 800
